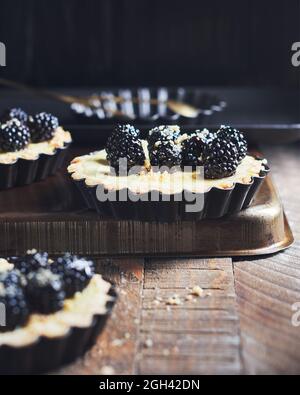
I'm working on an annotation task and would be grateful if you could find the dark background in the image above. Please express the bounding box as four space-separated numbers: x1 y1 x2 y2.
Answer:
0 0 299 88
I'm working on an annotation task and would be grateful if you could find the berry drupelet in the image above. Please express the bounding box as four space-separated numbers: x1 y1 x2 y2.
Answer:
51 254 95 298
0 119 30 152
204 137 240 179
106 124 146 173
26 269 65 314
1 108 28 124
28 112 59 143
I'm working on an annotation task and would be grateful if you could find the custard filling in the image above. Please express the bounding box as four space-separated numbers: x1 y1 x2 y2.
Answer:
68 143 267 195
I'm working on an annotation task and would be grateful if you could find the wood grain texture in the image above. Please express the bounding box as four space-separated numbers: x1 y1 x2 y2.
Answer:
138 258 243 375
57 258 144 375
234 143 300 374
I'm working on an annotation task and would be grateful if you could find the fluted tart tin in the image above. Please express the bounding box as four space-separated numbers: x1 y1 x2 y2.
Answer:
0 286 116 375
0 143 71 190
69 147 269 222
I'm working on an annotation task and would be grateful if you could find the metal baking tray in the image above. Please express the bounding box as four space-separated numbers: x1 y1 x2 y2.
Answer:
0 148 293 257
70 87 226 124
0 87 299 144
69 87 300 144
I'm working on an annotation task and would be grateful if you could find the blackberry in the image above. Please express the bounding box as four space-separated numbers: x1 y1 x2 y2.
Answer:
204 138 240 179
28 112 59 143
51 254 95 298
0 284 29 332
10 251 50 276
106 125 146 172
0 119 30 152
1 108 28 124
26 269 65 314
181 129 216 168
217 125 247 162
147 125 181 146
149 139 182 168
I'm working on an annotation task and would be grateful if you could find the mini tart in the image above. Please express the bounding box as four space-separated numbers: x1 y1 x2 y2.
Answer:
0 127 72 190
68 144 270 222
0 259 116 375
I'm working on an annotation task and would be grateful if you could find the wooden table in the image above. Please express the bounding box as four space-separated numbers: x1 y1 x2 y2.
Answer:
55 142 300 375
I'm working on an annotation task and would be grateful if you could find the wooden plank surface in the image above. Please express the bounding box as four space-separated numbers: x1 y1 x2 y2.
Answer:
233 144 300 374
138 258 243 375
57 258 144 375
55 143 300 375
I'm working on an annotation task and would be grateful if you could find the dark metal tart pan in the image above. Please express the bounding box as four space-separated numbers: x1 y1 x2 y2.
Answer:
0 287 117 375
74 165 270 222
0 143 71 190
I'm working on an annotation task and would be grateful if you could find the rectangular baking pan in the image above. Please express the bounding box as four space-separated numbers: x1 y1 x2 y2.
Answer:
0 149 293 257
0 87 299 144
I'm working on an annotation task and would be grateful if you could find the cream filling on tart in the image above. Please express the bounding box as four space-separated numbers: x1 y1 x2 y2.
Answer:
0 127 72 165
68 142 267 195
0 261 113 348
